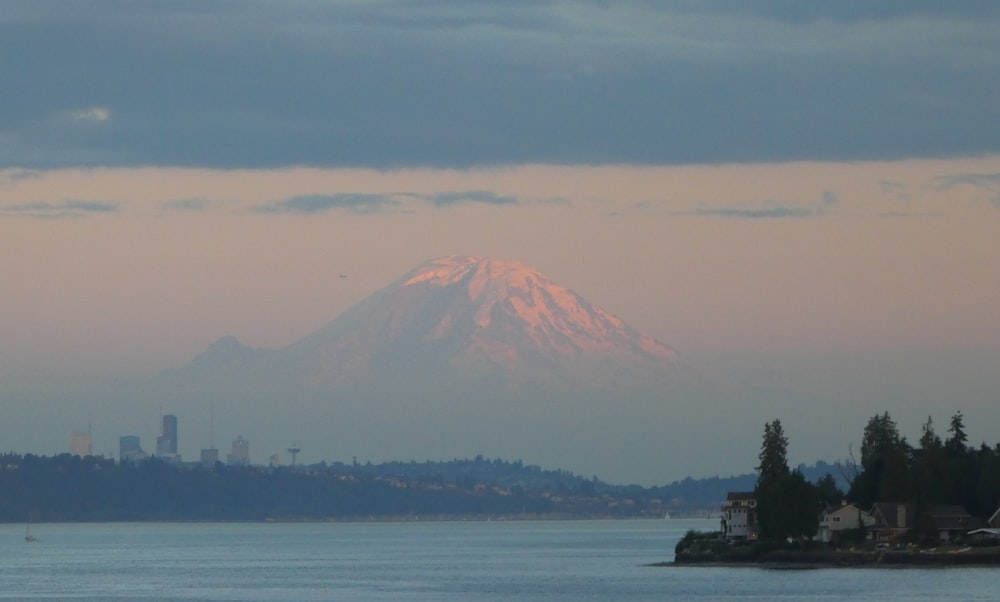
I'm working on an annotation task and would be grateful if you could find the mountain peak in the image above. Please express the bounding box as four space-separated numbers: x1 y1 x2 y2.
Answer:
403 256 537 296
287 255 680 389
343 255 679 378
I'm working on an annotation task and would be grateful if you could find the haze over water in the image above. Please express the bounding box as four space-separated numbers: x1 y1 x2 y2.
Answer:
4 520 997 601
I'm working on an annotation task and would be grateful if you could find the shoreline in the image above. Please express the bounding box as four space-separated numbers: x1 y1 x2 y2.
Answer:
663 547 1000 568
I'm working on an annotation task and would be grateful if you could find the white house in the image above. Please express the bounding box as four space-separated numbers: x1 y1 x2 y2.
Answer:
816 502 872 543
721 492 758 543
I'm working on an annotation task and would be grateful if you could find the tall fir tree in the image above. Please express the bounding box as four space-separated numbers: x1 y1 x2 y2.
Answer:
754 419 818 542
850 411 912 506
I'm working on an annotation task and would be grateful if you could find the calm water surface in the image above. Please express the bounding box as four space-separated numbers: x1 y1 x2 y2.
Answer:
1 519 996 601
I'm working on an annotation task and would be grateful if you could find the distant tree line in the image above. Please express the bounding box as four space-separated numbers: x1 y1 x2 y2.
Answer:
752 411 1000 542
324 455 599 492
0 453 672 523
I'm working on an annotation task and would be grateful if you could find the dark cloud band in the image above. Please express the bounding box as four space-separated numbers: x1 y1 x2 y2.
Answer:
2 2 998 169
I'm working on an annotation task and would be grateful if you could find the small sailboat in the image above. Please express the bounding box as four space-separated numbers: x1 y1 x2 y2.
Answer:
25 514 39 543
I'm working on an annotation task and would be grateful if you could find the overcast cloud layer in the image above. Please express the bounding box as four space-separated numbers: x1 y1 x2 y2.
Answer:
3 1 1000 169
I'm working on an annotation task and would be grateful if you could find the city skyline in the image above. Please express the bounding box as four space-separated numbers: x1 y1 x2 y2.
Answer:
70 413 267 468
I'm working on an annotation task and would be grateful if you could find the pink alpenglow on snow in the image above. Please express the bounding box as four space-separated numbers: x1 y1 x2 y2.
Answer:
401 255 678 365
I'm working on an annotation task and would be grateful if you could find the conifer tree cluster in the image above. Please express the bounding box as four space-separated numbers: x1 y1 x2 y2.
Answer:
847 411 1000 519
753 411 1000 542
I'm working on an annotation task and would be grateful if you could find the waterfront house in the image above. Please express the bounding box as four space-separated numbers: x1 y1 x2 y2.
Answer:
867 502 914 543
927 505 981 542
816 501 872 543
720 492 758 543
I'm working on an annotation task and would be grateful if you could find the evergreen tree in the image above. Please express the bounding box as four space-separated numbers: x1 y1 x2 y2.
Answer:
974 443 1000 518
946 411 968 455
757 420 790 484
850 412 911 506
785 470 821 540
912 415 952 506
919 415 941 451
814 473 845 507
946 411 977 512
754 419 818 542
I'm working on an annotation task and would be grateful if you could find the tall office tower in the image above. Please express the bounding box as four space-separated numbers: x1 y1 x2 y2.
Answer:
70 431 92 457
227 435 250 466
156 414 178 457
119 435 146 463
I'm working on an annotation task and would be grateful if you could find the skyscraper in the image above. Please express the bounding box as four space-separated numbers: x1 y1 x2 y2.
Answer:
227 435 249 466
156 414 178 458
70 431 92 457
70 414 93 458
119 435 146 463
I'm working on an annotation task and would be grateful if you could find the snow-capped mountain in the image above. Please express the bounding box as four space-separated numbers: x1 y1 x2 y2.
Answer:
119 255 740 485
284 255 680 388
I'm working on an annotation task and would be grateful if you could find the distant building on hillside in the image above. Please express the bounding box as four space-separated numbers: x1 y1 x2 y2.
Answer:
119 435 147 463
156 414 179 460
227 435 250 466
70 430 92 458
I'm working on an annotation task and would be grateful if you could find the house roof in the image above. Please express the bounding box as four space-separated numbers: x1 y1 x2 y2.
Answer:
968 528 1000 537
927 505 972 518
928 505 982 532
934 515 983 532
868 503 984 532
726 491 755 501
869 502 915 529
823 502 861 513
822 503 870 519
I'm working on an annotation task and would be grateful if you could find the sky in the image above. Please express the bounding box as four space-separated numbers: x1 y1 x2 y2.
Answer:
2 1 1000 482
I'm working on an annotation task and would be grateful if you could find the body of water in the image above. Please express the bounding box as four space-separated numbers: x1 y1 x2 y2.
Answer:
1 519 996 601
